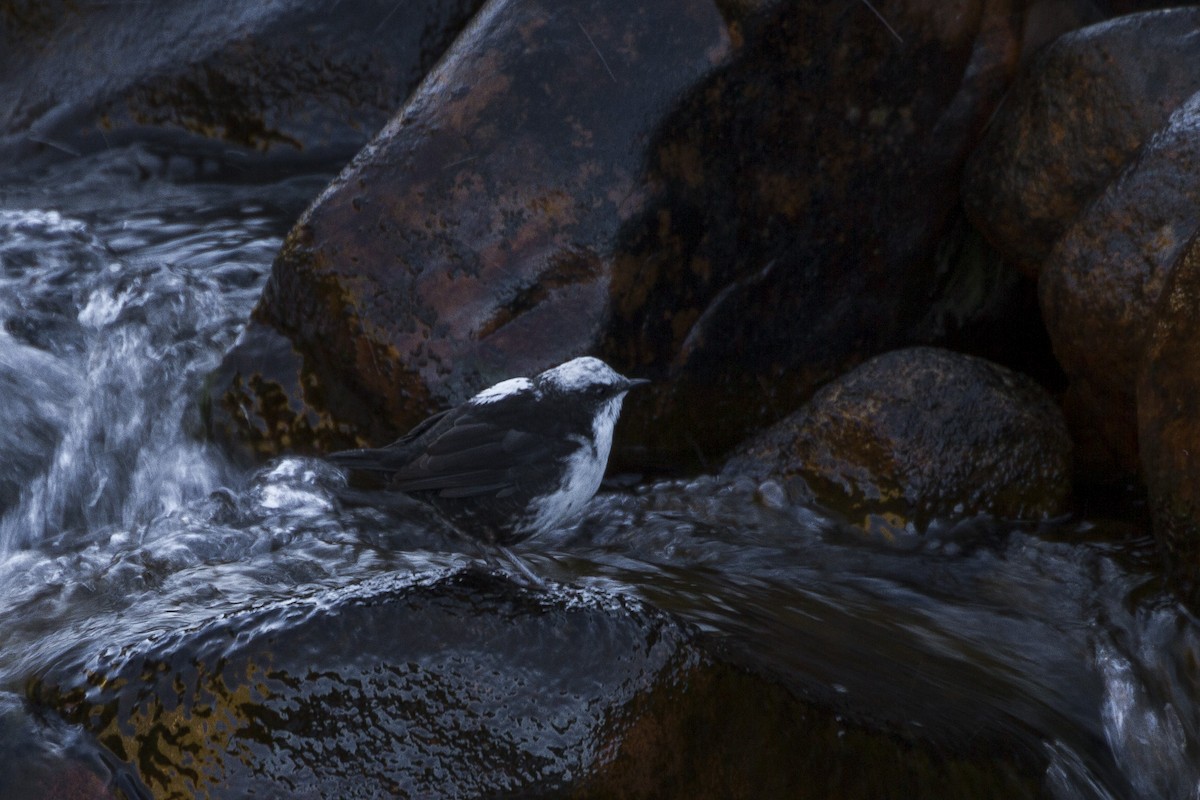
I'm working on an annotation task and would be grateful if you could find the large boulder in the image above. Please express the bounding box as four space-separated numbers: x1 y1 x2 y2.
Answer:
33 571 705 797
30 568 1047 798
209 0 1031 471
963 7 1200 277
723 347 1072 536
1139 235 1200 601
965 9 1200 478
1040 91 1200 476
208 0 732 464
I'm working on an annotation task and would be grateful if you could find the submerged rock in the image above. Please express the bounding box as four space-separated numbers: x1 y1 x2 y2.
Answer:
29 569 1047 798
722 347 1072 536
34 571 699 797
211 0 1028 471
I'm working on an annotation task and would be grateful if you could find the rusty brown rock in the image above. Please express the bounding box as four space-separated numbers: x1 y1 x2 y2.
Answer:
722 347 1072 536
213 0 733 462
0 0 484 161
963 8 1200 277
1039 90 1200 477
1138 233 1200 600
213 0 1029 469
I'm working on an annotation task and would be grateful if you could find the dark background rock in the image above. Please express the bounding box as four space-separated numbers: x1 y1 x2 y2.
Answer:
963 7 1200 278
722 347 1072 535
598 0 1028 470
0 0 485 167
211 0 1039 472
919 222 1067 394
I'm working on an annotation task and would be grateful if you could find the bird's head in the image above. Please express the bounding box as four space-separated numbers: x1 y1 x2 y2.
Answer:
535 357 649 405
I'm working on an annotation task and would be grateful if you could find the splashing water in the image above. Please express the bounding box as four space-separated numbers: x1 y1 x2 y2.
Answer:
0 209 239 551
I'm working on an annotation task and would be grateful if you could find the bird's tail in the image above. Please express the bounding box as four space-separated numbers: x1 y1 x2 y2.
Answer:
326 446 402 473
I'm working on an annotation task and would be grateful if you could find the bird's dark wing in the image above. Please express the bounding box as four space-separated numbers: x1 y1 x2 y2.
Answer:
327 397 584 500
389 406 577 498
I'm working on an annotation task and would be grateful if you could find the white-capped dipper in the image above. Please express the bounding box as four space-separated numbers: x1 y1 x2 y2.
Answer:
327 357 648 545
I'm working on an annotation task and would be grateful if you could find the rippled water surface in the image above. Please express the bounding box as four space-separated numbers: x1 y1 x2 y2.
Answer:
0 146 1198 798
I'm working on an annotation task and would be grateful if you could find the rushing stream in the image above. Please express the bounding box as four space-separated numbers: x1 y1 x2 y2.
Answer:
1 146 1198 798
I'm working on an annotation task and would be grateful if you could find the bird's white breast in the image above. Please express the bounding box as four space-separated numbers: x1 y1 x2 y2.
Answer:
526 393 625 534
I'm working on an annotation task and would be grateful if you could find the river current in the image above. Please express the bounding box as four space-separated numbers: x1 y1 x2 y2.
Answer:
0 145 1197 798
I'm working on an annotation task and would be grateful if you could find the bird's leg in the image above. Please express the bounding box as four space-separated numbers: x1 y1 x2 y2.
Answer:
458 531 546 590
494 545 547 590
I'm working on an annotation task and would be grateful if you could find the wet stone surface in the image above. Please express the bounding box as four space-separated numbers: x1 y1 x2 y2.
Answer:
32 570 703 798
213 0 731 466
6 2 1200 798
19 475 1060 800
966 8 1200 481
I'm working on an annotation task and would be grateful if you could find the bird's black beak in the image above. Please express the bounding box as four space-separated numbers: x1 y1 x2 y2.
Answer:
623 377 650 391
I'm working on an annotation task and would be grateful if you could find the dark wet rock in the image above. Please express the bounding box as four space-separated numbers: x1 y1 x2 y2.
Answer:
29 569 1046 798
204 320 364 465
212 0 1028 471
0 0 484 164
575 658 1044 800
722 347 1072 536
601 0 1026 470
0 693 113 800
966 9 1200 479
1138 235 1200 601
963 7 1200 277
924 222 1067 395
1039 89 1200 478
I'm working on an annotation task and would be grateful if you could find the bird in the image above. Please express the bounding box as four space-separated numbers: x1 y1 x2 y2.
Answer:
326 357 648 545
